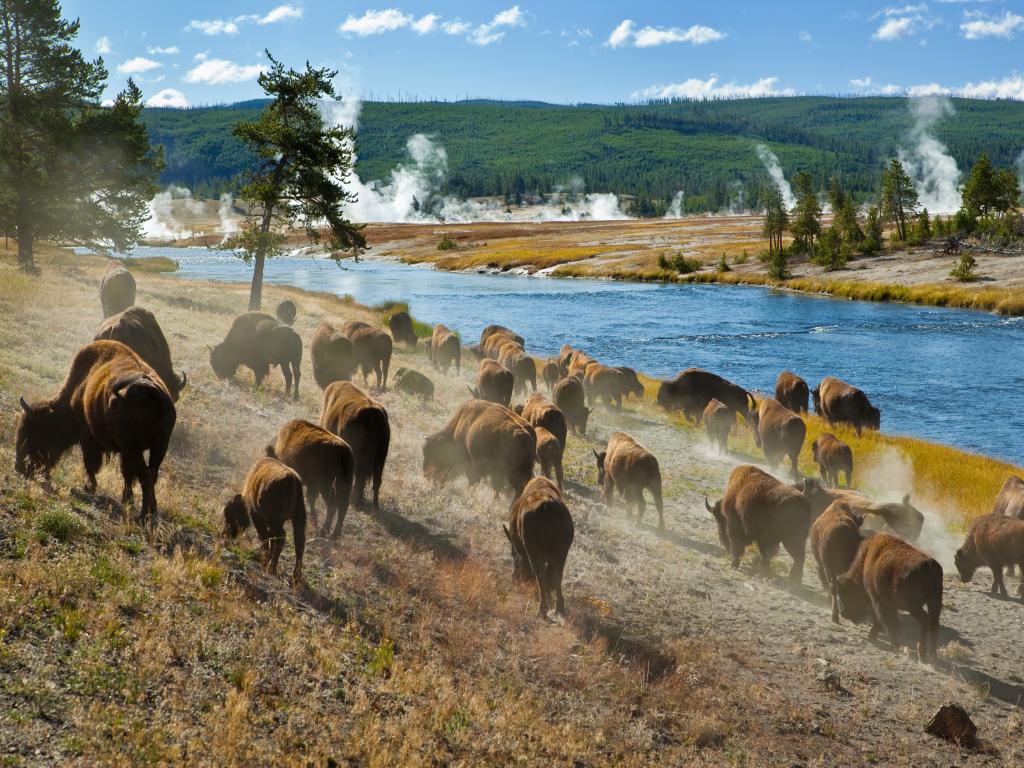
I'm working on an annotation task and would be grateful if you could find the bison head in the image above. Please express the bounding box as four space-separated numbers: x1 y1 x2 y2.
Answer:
208 343 236 380
865 406 881 432
811 386 823 416
836 574 870 624
579 407 593 436
655 382 674 410
222 494 250 538
422 433 459 481
953 546 978 584
502 523 531 582
593 449 607 485
15 397 76 479
618 368 645 399
276 299 297 326
704 497 729 549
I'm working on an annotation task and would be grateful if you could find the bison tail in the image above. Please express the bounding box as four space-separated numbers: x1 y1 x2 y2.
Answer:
265 443 277 458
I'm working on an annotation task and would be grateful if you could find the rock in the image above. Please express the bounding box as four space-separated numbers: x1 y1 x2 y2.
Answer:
925 703 977 747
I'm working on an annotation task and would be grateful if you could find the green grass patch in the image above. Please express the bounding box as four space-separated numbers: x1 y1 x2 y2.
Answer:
35 509 88 544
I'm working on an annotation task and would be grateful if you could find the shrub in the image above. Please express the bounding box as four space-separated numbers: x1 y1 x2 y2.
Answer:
657 252 701 274
717 255 731 273
733 250 749 265
950 252 978 282
35 509 87 544
813 228 850 271
437 235 458 251
767 249 791 280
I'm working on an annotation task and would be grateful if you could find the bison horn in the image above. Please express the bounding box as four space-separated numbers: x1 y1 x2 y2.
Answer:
177 371 187 390
19 395 30 413
502 523 513 543
902 493 911 505
704 497 714 513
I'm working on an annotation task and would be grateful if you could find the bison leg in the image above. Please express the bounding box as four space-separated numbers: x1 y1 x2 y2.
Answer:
551 558 568 617
81 436 103 494
353 466 368 511
789 453 800 481
877 602 902 651
329 481 352 539
308 489 323 533
118 453 137 506
281 363 293 398
991 563 1008 596
135 461 158 524
635 489 646 526
829 581 841 624
907 604 932 660
1017 561 1024 597
601 478 615 509
291 360 301 401
782 535 806 585
252 363 270 390
371 462 383 513
650 484 664 533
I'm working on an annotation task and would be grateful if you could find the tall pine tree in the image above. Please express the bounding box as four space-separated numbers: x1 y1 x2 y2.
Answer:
880 159 918 243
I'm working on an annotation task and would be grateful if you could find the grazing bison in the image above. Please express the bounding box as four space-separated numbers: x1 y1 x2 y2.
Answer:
429 324 461 375
504 476 574 619
703 398 734 455
320 382 390 512
496 342 536 394
311 322 356 391
992 476 1024 518
480 324 524 349
388 311 418 349
584 364 644 409
534 426 564 491
595 432 664 532
540 359 561 393
705 465 811 583
954 514 1024 597
422 399 535 497
223 457 306 584
774 371 809 414
553 376 591 436
812 376 880 436
392 367 434 400
94 306 186 402
750 398 806 480
837 533 942 659
100 261 136 318
15 340 175 523
796 478 924 541
471 359 515 407
812 433 853 488
516 392 568 449
275 299 297 325
266 419 354 539
210 312 302 399
811 501 865 622
341 320 393 391
657 368 756 425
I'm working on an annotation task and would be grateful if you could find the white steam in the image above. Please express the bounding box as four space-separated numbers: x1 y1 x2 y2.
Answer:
1016 149 1024 191
144 184 206 240
754 144 795 209
665 191 685 219
218 193 239 239
898 96 962 214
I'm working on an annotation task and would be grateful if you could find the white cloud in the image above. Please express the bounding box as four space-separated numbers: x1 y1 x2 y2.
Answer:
146 88 189 108
871 3 938 40
96 36 111 54
960 73 1024 99
147 45 179 55
607 19 635 48
470 6 525 46
339 9 412 36
960 11 1024 39
848 72 1024 100
412 14 439 34
258 4 304 24
633 75 794 100
184 58 265 85
873 16 918 39
442 20 471 35
187 19 240 35
607 19 726 47
117 57 161 74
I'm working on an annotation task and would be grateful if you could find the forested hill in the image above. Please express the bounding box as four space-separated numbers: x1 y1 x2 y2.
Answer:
141 96 1024 213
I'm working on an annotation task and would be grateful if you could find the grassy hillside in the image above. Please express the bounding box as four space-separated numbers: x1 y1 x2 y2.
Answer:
142 96 1024 211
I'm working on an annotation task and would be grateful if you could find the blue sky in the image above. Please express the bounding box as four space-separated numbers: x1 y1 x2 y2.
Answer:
65 1 1024 107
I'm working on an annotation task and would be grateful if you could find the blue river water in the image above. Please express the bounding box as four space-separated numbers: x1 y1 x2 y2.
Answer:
130 246 1024 464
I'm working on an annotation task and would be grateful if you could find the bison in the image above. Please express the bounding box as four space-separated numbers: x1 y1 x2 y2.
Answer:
657 368 756 425
15 340 176 523
774 370 809 414
94 306 186 402
516 392 568 449
584 364 644 409
503 476 574 619
320 382 390 512
837 533 942 659
540 359 561 393
266 419 354 539
388 310 418 349
311 322 356 391
534 426 564 491
992 476 1024 518
471 358 515 407
496 341 536 394
954 513 1024 597
341 320 393 391
100 260 136 318
595 432 664 532
705 465 811 583
812 376 880 437
810 501 865 622
392 367 434 400
429 324 461 375
553 376 591 436
812 433 853 488
223 457 306 584
703 398 734 455
796 478 924 541
275 299 297 325
480 324 524 348
750 398 806 480
210 312 302 399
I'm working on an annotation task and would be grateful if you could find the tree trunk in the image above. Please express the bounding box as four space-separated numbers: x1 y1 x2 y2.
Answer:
248 204 275 311
15 206 34 273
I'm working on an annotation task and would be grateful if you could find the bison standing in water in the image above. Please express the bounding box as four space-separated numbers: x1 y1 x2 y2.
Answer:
595 432 665 532
774 371 809 414
320 382 390 512
100 261 136 318
210 312 302 399
388 311 418 349
95 306 186 402
750 398 806 480
812 376 880 436
657 368 756 425
16 340 176 524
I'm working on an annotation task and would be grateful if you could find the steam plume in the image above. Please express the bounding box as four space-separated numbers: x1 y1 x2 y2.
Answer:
754 144 795 209
665 191 685 219
898 96 962 214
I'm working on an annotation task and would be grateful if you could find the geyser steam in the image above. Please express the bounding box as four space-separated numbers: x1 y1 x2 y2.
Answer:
898 96 962 214
755 144 795 209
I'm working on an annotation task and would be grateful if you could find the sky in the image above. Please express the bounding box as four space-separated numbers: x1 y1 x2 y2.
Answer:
64 1 1024 108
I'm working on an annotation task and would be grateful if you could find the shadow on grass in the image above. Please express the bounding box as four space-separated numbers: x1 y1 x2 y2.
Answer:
373 503 468 562
571 601 676 682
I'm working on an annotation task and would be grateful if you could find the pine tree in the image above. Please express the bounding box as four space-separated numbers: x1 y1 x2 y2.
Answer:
993 169 1020 215
761 183 788 255
863 206 883 254
789 170 820 254
880 159 918 243
961 153 997 218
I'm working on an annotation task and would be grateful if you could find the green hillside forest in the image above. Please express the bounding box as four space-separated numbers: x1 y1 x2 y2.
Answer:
141 96 1024 214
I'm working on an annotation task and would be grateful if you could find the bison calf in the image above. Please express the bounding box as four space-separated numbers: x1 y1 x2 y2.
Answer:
812 433 853 488
595 432 664 532
703 398 733 455
810 501 865 622
535 426 564 491
320 382 390 512
954 514 1024 597
276 299 297 325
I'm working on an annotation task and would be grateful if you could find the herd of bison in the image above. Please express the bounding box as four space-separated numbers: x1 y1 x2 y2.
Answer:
11 260 1024 658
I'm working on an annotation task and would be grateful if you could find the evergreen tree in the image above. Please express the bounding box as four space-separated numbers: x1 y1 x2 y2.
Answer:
993 169 1020 215
863 206 883 254
961 153 997 218
789 170 820 254
761 183 788 254
225 52 366 311
880 159 918 243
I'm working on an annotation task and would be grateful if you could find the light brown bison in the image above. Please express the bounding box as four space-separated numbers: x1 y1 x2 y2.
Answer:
811 501 865 622
516 392 568 449
342 320 393 391
392 367 434 400
553 375 591 436
15 340 176 523
556 344 576 375
480 324 524 348
584 364 644 409
540 359 560 392
796 478 924 541
705 465 811 583
954 514 1024 597
567 351 597 378
210 312 302 399
429 324 461 375
471 358 515 407
657 368 756 425
100 260 136 318
812 376 880 436
774 370 809 414
311 322 356 391
94 306 186 402
750 398 806 480
812 433 853 487
223 457 306 584
320 382 390 512
992 476 1024 518
504 476 574 619
477 332 516 360
595 432 664 532
422 399 535 497
266 419 354 539
496 341 536 394
837 533 942 659
388 311 418 349
534 426 564 491
703 398 734 455
276 299 297 325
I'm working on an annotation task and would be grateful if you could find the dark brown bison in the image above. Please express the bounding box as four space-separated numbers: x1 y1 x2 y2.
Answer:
535 426 564 491
392 367 434 400
516 392 568 449
796 478 924 541
954 514 1024 597
553 375 591 436
422 399 535 497
703 398 734 455
812 433 853 487
584 364 644 409
223 457 306 584
100 260 136 318
540 359 561 392
429 324 461 375
705 465 811 583
993 476 1024 518
341 320 393 391
388 310 418 349
810 501 865 622
15 340 175 523
774 370 809 414
595 432 664 532
210 312 302 399
94 306 186 402
480 324 524 348
750 398 805 480
812 376 880 436
311 322 356 391
657 368 756 425
275 299 297 325
471 358 515 407
504 476 574 619
266 419 354 539
320 382 390 512
837 533 942 659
